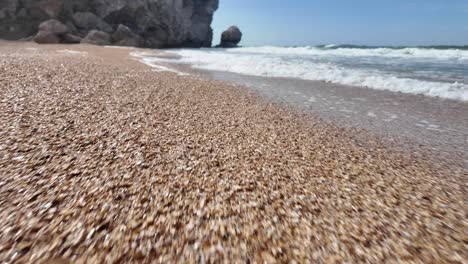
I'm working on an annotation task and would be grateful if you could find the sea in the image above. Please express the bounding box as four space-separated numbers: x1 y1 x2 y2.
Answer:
134 45 468 102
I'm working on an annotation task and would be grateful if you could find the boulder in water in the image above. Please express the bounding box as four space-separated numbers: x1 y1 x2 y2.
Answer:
219 26 242 48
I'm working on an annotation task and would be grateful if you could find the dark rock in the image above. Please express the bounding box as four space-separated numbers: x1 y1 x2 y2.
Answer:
33 19 69 44
33 31 60 44
38 19 68 35
0 0 47 39
19 35 34 41
65 21 78 34
0 0 17 21
0 0 219 48
62 33 82 44
73 12 113 33
16 8 28 19
81 30 111 46
219 26 242 48
112 24 142 47
36 0 63 18
111 24 133 42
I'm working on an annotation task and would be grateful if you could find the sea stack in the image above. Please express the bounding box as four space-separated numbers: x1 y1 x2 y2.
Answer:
219 26 243 48
0 0 219 48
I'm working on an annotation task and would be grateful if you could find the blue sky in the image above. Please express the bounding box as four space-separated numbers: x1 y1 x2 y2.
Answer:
212 0 468 46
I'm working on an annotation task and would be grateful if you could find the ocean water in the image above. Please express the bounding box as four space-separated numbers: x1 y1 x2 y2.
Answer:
135 45 468 101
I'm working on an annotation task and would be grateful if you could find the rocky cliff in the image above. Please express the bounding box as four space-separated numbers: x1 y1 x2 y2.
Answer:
0 0 219 48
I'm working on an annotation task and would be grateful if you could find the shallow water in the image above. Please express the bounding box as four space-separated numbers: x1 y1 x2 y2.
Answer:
149 46 468 101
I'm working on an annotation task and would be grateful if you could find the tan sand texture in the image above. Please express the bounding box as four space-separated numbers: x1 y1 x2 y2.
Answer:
0 42 466 263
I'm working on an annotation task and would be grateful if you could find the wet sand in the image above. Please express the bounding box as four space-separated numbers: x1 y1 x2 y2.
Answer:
0 42 466 263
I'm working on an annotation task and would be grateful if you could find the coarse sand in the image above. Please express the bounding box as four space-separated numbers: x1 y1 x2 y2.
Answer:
0 42 466 263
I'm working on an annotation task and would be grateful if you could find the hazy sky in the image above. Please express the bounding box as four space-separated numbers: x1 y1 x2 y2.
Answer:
211 0 468 47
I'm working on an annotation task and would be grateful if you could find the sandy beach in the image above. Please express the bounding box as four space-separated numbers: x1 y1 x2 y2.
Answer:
0 42 466 263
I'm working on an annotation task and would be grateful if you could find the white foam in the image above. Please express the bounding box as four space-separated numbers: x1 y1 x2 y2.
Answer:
104 46 133 49
58 49 87 55
230 46 468 61
324 44 339 49
130 52 189 76
161 49 468 101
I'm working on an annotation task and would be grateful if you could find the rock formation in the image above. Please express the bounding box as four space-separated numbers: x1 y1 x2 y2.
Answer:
81 30 111 46
218 26 242 48
33 19 67 43
112 24 143 47
0 0 219 48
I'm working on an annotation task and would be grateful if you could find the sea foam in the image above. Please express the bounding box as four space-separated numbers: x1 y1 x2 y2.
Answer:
158 47 468 101
131 52 188 76
233 46 468 61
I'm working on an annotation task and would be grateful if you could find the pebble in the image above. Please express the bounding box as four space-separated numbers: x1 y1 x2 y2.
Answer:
0 43 466 263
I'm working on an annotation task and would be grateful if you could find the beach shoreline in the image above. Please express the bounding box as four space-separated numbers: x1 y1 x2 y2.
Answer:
200 68 468 168
133 49 468 170
0 41 466 262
